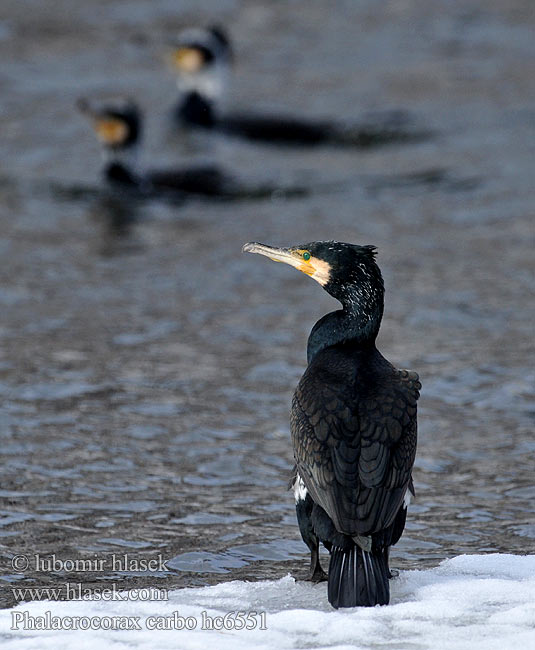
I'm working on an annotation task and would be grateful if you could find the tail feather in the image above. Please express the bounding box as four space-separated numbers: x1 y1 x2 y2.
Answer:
328 545 389 608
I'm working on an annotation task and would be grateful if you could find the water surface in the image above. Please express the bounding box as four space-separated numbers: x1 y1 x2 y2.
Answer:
0 0 534 608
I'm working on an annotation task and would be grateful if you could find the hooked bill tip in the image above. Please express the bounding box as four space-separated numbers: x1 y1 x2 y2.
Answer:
242 242 257 253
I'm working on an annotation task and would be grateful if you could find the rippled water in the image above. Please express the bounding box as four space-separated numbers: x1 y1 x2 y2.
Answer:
0 0 534 607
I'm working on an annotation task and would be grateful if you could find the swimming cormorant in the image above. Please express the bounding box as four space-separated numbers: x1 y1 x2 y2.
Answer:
168 27 428 147
77 97 298 199
243 240 420 608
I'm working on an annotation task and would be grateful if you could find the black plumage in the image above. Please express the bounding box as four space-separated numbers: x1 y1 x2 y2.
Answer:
244 240 420 608
181 101 421 149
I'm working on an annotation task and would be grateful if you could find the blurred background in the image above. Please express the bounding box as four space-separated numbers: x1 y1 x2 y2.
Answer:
0 0 533 606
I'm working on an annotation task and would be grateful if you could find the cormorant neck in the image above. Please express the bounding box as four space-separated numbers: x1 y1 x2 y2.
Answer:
306 294 383 364
177 91 216 127
102 148 141 187
176 66 226 100
175 65 228 126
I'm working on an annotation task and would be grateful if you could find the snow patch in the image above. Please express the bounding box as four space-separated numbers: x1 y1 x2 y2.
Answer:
0 554 534 650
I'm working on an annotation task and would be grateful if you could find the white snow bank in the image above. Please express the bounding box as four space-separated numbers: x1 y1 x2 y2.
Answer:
1 554 534 650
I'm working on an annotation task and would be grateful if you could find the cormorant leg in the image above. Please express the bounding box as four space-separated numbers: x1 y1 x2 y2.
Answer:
385 547 399 578
307 537 327 583
294 490 327 582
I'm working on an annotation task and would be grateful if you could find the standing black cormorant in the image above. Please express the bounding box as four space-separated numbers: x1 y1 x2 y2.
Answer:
76 97 301 199
243 240 420 608
168 27 429 147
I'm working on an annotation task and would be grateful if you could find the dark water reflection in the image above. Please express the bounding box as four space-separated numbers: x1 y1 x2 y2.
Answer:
0 0 534 607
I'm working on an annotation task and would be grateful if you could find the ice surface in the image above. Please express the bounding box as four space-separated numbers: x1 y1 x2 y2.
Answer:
1 554 534 650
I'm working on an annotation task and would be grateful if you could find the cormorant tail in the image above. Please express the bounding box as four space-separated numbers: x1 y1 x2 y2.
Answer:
327 545 389 608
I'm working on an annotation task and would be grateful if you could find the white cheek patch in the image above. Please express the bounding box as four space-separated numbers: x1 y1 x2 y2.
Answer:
176 65 228 99
310 258 331 286
293 474 308 502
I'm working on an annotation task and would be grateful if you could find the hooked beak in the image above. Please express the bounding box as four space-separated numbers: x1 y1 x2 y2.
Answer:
242 242 314 276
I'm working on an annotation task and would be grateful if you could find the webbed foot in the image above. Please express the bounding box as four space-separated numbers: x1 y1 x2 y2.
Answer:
307 565 328 583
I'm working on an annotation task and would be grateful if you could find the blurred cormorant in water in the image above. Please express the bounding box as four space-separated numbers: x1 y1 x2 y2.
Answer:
77 97 303 200
243 240 420 608
167 27 429 147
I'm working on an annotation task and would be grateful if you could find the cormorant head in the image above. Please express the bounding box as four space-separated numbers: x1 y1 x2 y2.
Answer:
243 240 384 317
167 26 232 100
77 97 142 151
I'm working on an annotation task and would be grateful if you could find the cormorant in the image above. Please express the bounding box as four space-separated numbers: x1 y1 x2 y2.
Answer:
77 97 299 199
243 240 420 608
168 27 429 147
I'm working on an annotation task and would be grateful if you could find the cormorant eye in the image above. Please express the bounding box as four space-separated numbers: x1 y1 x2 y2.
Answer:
303 251 311 261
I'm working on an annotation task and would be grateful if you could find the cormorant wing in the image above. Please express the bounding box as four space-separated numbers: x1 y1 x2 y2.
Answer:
291 346 420 537
220 110 429 147
220 112 333 145
147 165 290 199
147 165 229 195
